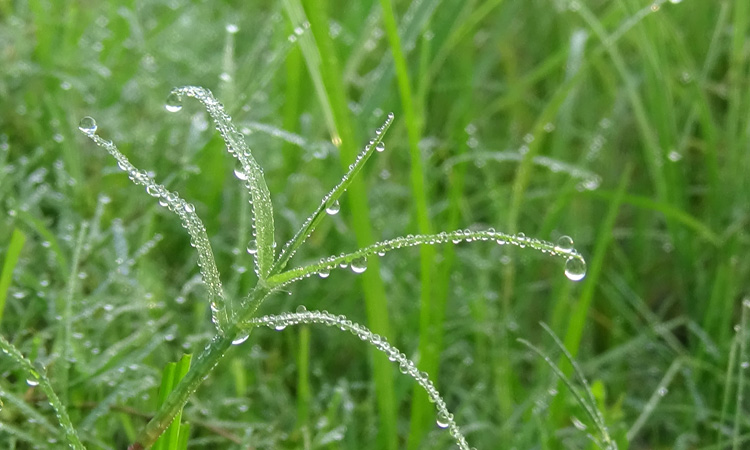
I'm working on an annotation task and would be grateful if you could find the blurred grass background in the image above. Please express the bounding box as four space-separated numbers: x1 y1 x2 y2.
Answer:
0 0 748 448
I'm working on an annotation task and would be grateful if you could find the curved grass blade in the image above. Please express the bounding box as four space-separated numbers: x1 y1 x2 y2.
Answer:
0 335 86 450
241 310 472 450
77 122 229 334
268 228 586 289
271 113 394 274
169 86 276 280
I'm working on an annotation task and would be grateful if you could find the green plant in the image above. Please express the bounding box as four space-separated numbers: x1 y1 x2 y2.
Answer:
70 86 586 449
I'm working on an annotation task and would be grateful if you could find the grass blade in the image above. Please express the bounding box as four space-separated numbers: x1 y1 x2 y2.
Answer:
170 86 276 281
0 228 26 325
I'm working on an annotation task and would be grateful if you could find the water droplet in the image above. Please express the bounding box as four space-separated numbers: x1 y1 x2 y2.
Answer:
26 378 39 387
184 203 195 213
296 305 307 313
350 257 367 274
232 332 249 345
657 386 668 396
436 411 451 428
564 257 586 281
165 93 183 112
555 235 574 252
246 240 258 255
318 269 330 278
325 199 340 215
78 116 97 134
274 323 286 331
146 185 160 197
376 142 385 152
225 23 239 34
234 167 249 181
571 416 587 431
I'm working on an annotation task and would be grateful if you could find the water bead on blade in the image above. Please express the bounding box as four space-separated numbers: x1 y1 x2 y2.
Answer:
78 116 97 134
234 166 249 181
165 92 183 112
231 332 249 345
376 142 385 152
246 239 258 255
325 199 340 215
350 256 368 274
555 235 574 253
564 257 587 281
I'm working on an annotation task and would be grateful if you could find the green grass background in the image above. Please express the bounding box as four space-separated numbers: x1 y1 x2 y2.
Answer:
1 0 748 448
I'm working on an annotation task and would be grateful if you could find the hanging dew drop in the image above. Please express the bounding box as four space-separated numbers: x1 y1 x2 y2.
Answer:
246 239 258 255
325 199 341 215
375 142 385 152
555 235 574 253
564 257 587 281
165 92 183 112
26 378 39 387
78 116 97 134
350 257 368 274
436 411 451 428
318 269 330 278
232 332 249 345
234 167 249 181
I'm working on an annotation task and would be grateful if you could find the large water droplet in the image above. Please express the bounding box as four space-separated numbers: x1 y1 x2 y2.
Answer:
375 142 385 152
325 199 340 215
232 332 249 345
78 116 97 134
234 167 249 181
318 269 330 278
350 257 367 274
564 257 586 281
165 93 183 112
436 411 451 428
26 378 39 387
246 239 258 255
555 235 574 253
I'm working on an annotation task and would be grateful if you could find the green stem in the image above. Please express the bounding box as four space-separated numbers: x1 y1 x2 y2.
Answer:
132 288 269 448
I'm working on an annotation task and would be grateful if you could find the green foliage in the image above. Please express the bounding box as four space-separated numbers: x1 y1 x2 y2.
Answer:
0 0 747 449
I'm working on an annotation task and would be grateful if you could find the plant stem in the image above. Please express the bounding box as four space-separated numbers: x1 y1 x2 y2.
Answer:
132 288 269 448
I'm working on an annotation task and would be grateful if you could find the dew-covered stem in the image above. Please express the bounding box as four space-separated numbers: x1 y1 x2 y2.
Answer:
0 336 85 450
241 310 472 450
78 122 231 334
267 229 586 289
169 86 276 280
271 112 394 274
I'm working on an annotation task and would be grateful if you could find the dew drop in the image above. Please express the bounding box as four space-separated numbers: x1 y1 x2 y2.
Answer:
234 167 249 181
274 323 286 331
232 332 249 345
146 185 160 197
350 257 367 274
571 416 587 431
325 199 340 215
436 411 451 428
26 378 39 387
555 235 574 252
318 269 330 278
296 305 307 313
165 93 183 112
78 116 97 134
375 142 385 152
564 257 587 281
184 203 195 213
246 239 258 255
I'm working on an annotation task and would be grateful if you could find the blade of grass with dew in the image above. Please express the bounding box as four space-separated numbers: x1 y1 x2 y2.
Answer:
0 228 26 325
241 310 474 450
549 165 631 427
0 335 85 450
169 86 276 282
54 222 88 406
626 356 684 442
78 122 230 332
294 1 399 448
268 229 586 289
271 114 393 274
